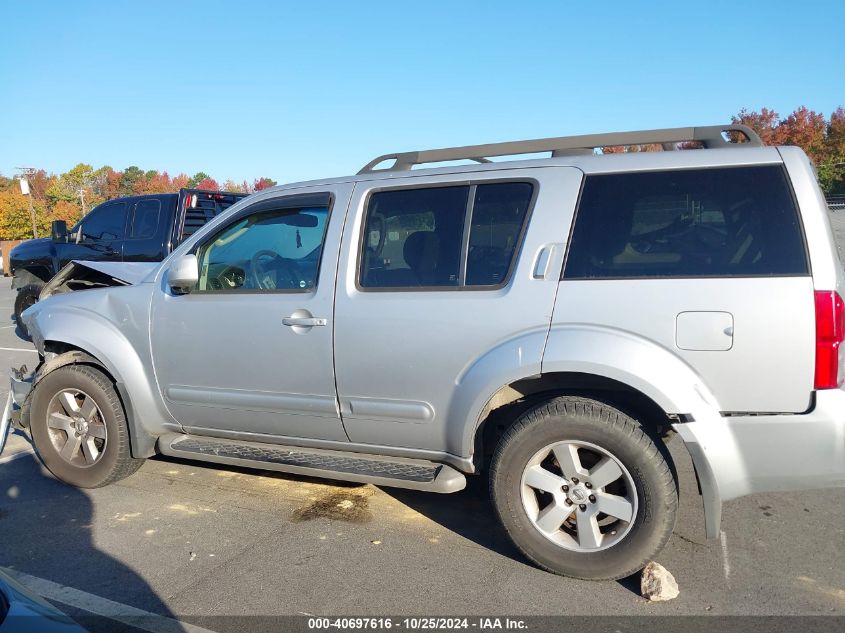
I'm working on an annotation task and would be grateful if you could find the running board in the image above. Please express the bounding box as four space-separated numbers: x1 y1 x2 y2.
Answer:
157 434 466 493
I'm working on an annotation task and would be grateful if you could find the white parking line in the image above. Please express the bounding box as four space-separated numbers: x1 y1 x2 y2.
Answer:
0 347 36 353
1 567 219 633
719 530 732 581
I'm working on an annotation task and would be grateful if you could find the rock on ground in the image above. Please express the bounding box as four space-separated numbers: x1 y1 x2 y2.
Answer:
640 561 680 602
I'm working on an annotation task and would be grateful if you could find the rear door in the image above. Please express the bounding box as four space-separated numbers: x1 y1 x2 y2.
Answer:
122 195 176 262
332 167 582 453
558 163 814 413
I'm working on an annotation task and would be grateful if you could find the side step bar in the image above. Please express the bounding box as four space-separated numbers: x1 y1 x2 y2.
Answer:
157 434 467 493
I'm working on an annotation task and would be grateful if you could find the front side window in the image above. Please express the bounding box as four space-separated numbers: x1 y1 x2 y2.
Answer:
197 204 329 292
563 166 808 279
359 182 533 289
79 201 128 242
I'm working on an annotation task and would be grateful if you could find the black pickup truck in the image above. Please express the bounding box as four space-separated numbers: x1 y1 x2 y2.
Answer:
10 188 247 329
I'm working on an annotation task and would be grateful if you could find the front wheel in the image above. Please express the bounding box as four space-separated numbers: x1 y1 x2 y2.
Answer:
490 396 677 580
29 364 145 488
14 284 43 337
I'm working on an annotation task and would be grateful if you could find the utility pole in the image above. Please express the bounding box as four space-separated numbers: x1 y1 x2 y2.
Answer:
78 188 87 215
15 167 38 239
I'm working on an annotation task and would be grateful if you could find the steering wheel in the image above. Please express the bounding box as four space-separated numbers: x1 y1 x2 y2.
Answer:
250 249 302 289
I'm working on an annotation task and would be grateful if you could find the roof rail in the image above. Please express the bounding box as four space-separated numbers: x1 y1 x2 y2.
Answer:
358 124 763 174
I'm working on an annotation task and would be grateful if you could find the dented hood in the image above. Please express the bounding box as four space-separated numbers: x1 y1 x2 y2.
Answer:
40 260 160 301
70 260 159 285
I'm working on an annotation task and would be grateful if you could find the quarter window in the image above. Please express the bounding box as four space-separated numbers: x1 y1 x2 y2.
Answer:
466 182 533 286
563 166 808 279
359 182 534 289
129 199 161 239
197 204 330 292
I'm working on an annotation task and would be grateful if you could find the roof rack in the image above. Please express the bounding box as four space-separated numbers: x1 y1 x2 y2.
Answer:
358 124 763 174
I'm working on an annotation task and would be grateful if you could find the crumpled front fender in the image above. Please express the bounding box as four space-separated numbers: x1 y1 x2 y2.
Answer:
23 287 176 456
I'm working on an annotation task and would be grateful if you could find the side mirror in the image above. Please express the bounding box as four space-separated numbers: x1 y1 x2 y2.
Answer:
167 254 198 295
51 220 68 242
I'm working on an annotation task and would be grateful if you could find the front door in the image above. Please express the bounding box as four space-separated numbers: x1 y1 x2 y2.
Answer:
57 199 129 268
149 185 352 441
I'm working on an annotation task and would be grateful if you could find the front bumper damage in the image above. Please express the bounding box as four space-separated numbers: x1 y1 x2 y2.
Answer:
0 365 34 456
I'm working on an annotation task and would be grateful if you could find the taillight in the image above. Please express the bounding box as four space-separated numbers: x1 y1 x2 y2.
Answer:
814 290 845 389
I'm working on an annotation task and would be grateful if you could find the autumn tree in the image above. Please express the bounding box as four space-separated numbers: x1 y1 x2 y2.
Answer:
51 200 83 226
221 179 247 193
1 161 281 242
731 107 781 144
171 173 190 190
253 177 277 191
733 106 845 193
0 191 51 240
0 175 18 193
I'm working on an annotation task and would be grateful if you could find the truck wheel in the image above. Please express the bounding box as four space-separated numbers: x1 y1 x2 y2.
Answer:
14 284 43 336
490 396 677 580
29 364 145 488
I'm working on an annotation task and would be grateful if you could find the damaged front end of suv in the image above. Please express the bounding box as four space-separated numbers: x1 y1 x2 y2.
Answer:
38 260 159 301
1 259 160 457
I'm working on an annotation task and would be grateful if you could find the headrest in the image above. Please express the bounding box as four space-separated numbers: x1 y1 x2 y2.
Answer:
403 231 439 272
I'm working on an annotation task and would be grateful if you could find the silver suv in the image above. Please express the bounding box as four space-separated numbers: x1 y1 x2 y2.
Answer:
4 125 845 580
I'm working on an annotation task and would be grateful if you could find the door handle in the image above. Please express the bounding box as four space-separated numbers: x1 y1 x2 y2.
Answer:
532 243 563 280
283 316 327 327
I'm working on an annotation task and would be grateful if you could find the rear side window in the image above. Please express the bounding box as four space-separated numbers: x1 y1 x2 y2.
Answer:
563 166 808 279
359 182 534 289
129 199 161 239
361 186 468 288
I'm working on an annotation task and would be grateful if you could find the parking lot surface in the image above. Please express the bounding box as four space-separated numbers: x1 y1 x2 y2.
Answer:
0 277 843 632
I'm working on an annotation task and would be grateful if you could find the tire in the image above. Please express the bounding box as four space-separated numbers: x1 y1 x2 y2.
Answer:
14 283 43 337
490 396 677 581
29 364 145 488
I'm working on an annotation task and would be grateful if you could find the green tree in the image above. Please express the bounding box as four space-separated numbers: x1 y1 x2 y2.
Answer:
188 172 212 188
120 166 145 196
45 163 95 206
822 107 845 195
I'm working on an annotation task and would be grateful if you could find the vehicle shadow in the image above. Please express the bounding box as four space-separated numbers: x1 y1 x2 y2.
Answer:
0 452 190 632
381 473 529 566
384 473 645 594
154 453 525 563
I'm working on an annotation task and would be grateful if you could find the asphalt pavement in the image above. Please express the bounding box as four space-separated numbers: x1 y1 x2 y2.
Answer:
0 277 843 632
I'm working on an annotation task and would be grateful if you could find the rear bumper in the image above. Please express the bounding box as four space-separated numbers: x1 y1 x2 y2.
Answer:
674 389 845 538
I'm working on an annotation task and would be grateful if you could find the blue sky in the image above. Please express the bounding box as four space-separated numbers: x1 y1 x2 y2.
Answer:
1 1 843 185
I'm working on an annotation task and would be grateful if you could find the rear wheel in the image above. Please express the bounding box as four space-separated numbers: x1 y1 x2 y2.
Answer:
29 365 145 488
14 284 43 336
490 396 677 580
